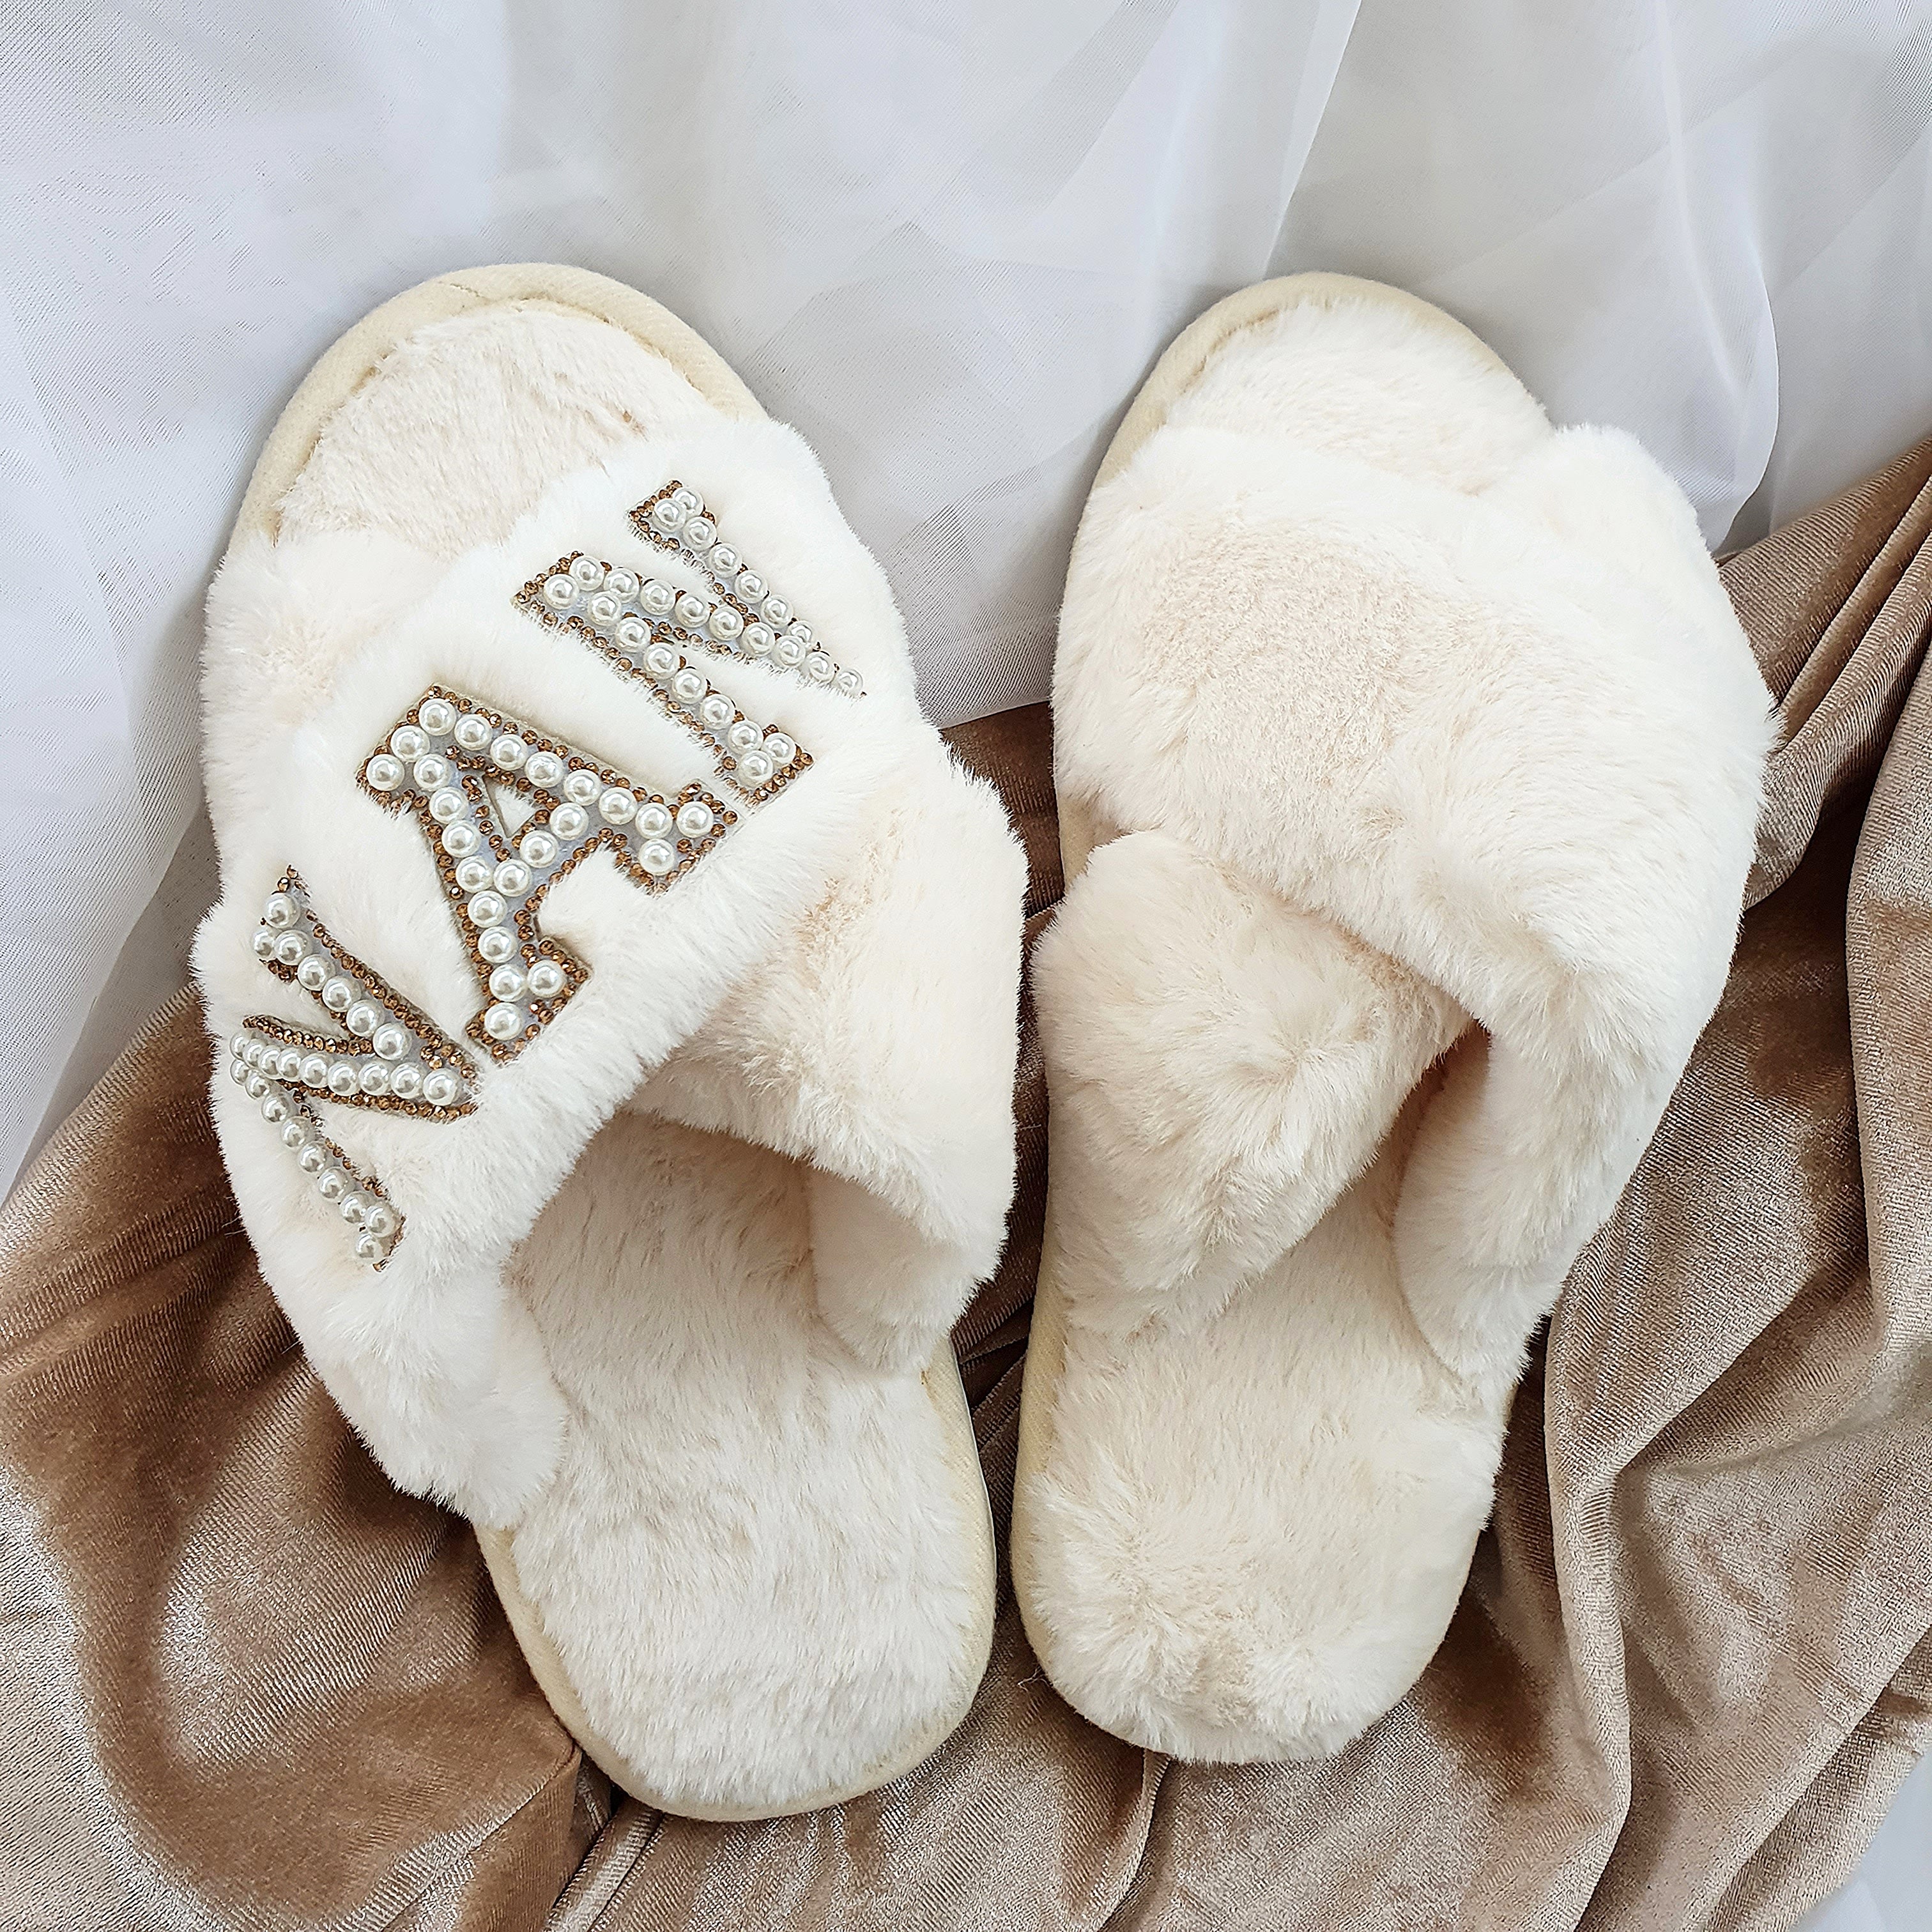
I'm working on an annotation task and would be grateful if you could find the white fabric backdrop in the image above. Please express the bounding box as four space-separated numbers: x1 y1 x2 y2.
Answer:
2 5 1929 1914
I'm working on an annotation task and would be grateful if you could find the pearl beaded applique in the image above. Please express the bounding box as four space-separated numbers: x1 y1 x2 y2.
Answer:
631 482 864 699
514 482 861 801
231 870 479 1267
232 487 841 1271
359 686 735 1062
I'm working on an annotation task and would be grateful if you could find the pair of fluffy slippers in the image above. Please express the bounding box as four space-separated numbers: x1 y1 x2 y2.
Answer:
197 266 1768 1816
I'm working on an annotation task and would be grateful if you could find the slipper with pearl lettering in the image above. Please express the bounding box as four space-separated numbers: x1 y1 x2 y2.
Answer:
1011 274 1770 1762
192 266 1022 1819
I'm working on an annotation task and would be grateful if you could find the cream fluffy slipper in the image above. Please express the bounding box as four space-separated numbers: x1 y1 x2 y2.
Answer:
193 266 1023 1818
1011 274 1772 1761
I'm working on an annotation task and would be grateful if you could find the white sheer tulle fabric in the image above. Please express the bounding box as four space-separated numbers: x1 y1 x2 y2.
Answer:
0 3 1928 1910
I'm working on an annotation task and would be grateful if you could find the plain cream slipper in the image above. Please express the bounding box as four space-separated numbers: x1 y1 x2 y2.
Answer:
194 266 1023 1818
1011 274 1774 1761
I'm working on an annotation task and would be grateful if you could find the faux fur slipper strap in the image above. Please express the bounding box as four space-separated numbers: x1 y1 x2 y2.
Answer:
1052 415 1772 1386
197 424 1021 1525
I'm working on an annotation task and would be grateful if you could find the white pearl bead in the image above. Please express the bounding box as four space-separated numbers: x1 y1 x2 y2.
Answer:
455 856 493 894
242 1039 265 1068
672 670 706 703
615 617 648 650
526 959 565 999
570 555 604 588
339 1192 367 1223
549 803 588 840
642 580 675 615
675 592 710 629
365 754 404 792
606 569 639 600
477 926 516 963
736 750 773 785
389 1063 422 1098
429 787 466 824
524 751 564 788
735 570 765 602
390 724 427 760
372 1024 408 1061
519 829 558 868
364 1202 397 1238
273 931 307 965
489 962 527 999
322 977 355 1013
418 698 456 735
316 1169 346 1202
422 1070 461 1107
562 768 600 804
277 1048 303 1079
251 929 277 960
542 574 578 608
774 636 805 666
442 822 480 859
636 803 673 838
296 956 328 992
301 1055 328 1087
494 858 532 895
490 735 528 770
806 652 835 683
358 1063 390 1096
650 498 685 531
468 891 506 928
342 1015 375 1055
726 719 761 752
684 516 716 551
483 1002 523 1041
699 694 733 727
676 801 714 838
454 714 493 751
263 892 296 929
354 1231 385 1264
411 755 450 792
835 669 864 697
587 592 620 624
744 623 774 656
709 545 739 578
645 643 679 677
261 1092 288 1124
762 597 791 627
789 623 814 647
640 839 677 875
280 1120 307 1149
229 1032 250 1057
327 1063 359 1096
671 486 700 511
298 1144 326 1174
765 732 797 766
229 1058 249 1084
599 788 638 825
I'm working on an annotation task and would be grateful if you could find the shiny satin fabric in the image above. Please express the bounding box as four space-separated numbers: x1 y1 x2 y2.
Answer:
3 450 1930 1928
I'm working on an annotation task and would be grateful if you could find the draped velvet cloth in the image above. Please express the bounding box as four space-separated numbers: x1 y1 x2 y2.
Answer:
3 443 1930 1929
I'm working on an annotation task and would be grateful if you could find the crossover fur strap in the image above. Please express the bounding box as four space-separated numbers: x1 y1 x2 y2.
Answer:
199 432 1023 1519
1050 421 1773 1381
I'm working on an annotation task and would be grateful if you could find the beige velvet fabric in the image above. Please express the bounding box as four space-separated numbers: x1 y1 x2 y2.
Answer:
3 445 1931 1927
